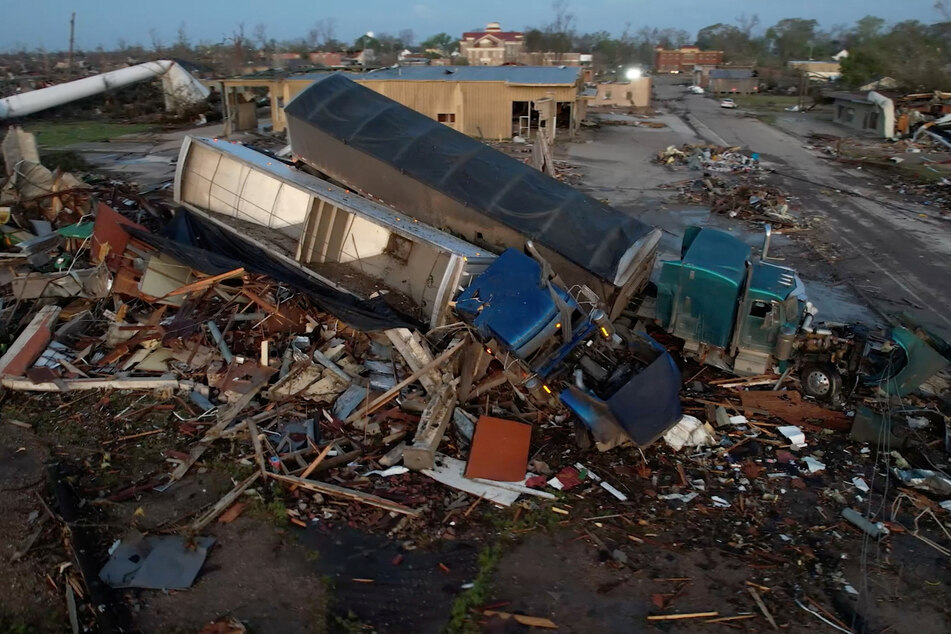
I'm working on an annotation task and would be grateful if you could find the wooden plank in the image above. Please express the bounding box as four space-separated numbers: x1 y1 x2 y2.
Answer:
748 587 778 630
267 472 421 517
403 383 456 471
483 610 557 629
1 376 192 392
0 305 61 376
247 420 267 478
385 328 441 394
647 612 719 621
189 471 261 533
345 338 467 424
161 267 244 299
291 441 335 491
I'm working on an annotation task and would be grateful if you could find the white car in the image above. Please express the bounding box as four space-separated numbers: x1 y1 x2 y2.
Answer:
720 98 737 109
687 85 705 94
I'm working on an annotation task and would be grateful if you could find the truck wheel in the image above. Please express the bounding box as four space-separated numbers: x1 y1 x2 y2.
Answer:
800 364 841 400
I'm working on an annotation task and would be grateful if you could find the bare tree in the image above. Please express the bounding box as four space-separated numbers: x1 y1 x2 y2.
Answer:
736 13 760 37
253 23 268 51
149 28 163 53
175 22 190 54
547 0 576 61
308 18 338 50
398 28 415 48
936 0 951 20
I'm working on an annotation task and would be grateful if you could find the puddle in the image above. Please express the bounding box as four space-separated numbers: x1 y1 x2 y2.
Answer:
296 526 478 633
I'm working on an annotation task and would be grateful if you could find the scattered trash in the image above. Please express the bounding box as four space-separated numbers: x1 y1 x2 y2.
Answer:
777 426 807 450
663 415 716 451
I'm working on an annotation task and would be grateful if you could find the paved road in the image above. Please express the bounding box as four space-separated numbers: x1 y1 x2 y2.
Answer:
654 80 951 341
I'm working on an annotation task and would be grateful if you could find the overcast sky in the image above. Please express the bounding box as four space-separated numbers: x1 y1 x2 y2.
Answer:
5 0 946 52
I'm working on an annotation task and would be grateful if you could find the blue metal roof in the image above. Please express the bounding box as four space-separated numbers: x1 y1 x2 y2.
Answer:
293 66 582 85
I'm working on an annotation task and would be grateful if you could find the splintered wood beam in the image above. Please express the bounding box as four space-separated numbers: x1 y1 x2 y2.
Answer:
345 338 467 424
267 472 421 517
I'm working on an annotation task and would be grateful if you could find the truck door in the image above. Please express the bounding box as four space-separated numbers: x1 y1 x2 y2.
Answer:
737 296 781 353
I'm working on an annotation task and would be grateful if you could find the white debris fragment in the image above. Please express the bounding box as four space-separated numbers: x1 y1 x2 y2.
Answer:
659 492 698 503
364 465 410 477
663 415 716 451
600 481 628 501
729 415 749 426
777 425 806 449
906 416 929 430
940 500 951 513
711 496 730 507
803 456 826 473
852 477 870 493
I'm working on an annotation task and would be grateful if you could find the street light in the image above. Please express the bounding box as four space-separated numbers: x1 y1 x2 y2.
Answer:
625 67 642 80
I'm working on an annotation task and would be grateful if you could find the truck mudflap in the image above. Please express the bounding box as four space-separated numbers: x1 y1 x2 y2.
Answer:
561 334 683 447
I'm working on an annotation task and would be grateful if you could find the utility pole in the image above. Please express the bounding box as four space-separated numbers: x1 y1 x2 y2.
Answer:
67 12 76 74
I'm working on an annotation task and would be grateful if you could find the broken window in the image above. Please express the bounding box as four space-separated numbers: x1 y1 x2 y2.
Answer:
845 107 855 123
867 111 879 130
749 300 772 319
437 113 456 124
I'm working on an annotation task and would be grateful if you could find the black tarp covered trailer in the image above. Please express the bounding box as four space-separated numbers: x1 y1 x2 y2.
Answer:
283 73 661 319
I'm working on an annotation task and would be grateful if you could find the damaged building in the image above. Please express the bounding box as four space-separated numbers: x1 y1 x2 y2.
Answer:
219 65 587 139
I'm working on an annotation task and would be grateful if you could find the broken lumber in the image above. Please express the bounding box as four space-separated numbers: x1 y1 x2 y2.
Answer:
403 383 457 470
267 472 421 517
482 611 557 629
189 471 261 533
291 441 335 491
748 587 778 630
647 612 719 621
345 338 466 424
385 328 442 393
1 376 193 392
0 305 61 376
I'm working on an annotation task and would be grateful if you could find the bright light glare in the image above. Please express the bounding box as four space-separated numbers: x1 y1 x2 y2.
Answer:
625 67 642 79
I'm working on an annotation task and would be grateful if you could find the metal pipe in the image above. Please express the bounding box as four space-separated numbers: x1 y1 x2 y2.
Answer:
762 223 772 260
0 60 209 120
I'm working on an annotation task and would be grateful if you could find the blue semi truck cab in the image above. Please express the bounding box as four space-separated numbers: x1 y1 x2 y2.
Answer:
454 247 684 447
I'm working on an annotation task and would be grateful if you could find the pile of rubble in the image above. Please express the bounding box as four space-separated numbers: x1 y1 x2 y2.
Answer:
3 112 950 631
665 175 800 226
656 143 763 174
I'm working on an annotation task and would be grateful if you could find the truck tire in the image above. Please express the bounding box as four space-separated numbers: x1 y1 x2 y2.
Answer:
800 364 841 401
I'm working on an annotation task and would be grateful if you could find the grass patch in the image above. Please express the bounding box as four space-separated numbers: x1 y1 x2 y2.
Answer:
446 503 562 633
23 121 154 148
246 496 290 528
446 543 503 634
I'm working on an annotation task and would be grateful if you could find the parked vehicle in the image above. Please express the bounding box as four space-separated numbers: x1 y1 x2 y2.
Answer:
687 85 705 94
720 98 737 108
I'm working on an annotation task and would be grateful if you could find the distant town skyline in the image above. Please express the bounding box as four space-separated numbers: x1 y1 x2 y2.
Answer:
5 0 946 52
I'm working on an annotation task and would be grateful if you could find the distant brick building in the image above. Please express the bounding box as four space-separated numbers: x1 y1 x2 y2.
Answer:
459 22 525 66
654 46 723 73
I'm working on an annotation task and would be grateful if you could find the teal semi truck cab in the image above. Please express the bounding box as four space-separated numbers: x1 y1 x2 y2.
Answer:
656 226 809 378
654 226 948 400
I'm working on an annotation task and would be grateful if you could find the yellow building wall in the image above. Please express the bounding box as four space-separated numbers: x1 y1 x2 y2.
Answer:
255 78 579 139
593 78 652 107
